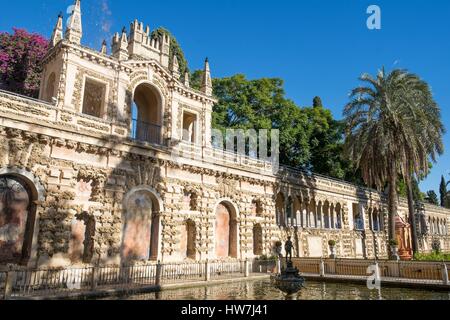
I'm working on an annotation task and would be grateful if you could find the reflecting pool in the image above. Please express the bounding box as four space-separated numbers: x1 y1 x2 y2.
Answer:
115 280 450 300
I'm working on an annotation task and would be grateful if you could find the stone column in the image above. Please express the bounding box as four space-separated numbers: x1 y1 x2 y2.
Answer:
304 201 309 228
329 204 334 230
332 204 337 230
317 202 323 229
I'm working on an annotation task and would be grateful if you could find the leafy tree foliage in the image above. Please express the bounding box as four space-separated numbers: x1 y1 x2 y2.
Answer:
210 74 311 167
304 101 353 180
200 74 360 180
425 190 439 206
344 68 445 249
398 177 423 201
151 27 189 79
440 175 448 207
0 28 48 98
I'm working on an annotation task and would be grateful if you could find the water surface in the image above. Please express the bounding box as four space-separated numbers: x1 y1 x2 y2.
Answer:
117 280 450 300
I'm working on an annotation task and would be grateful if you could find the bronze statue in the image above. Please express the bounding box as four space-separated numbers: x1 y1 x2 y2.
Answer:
285 236 294 263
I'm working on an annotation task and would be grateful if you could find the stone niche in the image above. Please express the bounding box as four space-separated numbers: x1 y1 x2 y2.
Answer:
0 177 30 264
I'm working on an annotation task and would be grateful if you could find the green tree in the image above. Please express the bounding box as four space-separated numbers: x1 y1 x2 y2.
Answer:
210 74 311 167
0 28 48 98
151 27 189 79
304 98 352 180
344 68 445 256
425 190 439 206
313 96 323 108
190 69 202 91
440 176 448 207
398 177 423 201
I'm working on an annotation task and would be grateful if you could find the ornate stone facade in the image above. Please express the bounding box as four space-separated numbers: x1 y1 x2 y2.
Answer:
0 1 449 268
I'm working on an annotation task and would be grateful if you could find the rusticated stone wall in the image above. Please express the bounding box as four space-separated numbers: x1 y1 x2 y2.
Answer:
1 123 449 269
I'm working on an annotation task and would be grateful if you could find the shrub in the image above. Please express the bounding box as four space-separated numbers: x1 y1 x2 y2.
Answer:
258 255 278 262
388 239 398 246
432 239 442 254
328 240 336 246
414 252 450 262
0 28 48 97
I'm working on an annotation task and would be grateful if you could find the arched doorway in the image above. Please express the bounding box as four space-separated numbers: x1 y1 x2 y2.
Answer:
253 224 263 256
215 201 238 259
131 83 163 144
0 175 38 265
122 188 162 262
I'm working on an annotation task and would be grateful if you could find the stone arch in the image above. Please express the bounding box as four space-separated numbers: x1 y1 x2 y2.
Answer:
0 169 44 266
131 82 164 144
372 208 381 231
214 199 239 259
122 186 163 262
253 224 263 256
45 72 56 102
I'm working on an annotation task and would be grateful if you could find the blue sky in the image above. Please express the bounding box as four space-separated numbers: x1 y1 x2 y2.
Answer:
1 0 449 193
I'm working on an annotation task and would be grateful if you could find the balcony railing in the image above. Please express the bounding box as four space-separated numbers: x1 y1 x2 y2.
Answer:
131 119 162 145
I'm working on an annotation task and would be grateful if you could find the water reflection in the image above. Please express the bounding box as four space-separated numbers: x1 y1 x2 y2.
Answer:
113 280 450 301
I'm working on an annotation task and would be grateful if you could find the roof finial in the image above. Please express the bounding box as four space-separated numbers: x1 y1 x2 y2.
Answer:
50 13 64 48
201 57 212 96
65 0 83 44
101 40 107 55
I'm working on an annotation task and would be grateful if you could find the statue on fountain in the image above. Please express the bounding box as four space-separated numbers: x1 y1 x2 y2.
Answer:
285 237 294 264
271 237 305 299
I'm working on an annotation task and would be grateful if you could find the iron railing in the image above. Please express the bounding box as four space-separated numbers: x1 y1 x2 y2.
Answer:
131 119 162 145
292 258 450 285
1 259 265 299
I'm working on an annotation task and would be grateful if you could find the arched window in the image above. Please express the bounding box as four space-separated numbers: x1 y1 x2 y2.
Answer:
353 203 364 231
45 73 56 103
131 83 163 144
182 111 197 144
372 208 380 232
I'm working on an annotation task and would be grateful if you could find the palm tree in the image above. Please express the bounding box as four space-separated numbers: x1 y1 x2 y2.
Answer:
344 68 445 256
